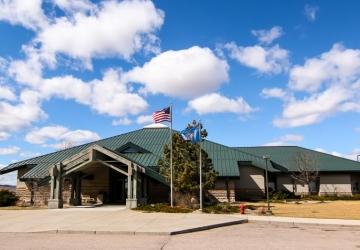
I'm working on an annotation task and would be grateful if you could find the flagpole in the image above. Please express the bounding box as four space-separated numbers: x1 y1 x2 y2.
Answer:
199 120 203 211
170 104 173 207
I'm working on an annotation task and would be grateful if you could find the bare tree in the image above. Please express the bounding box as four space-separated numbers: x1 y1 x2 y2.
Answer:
291 152 319 195
59 141 74 150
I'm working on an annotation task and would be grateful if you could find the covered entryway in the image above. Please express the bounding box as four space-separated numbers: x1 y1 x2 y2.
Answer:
48 144 148 209
109 168 127 204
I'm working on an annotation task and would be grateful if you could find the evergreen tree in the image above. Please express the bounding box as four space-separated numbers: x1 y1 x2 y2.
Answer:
159 122 217 206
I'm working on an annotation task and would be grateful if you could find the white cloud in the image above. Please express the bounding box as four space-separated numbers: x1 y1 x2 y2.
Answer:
25 125 100 148
36 0 164 67
187 93 255 115
251 26 283 45
7 46 44 87
8 62 148 118
0 164 16 185
0 90 46 134
0 146 20 155
126 46 229 99
0 85 16 101
263 134 304 146
225 42 289 74
274 86 352 127
0 57 7 71
112 117 133 126
261 87 291 101
25 125 68 144
42 75 92 105
314 147 360 161
60 129 100 145
289 44 360 93
53 0 96 14
0 132 10 141
304 4 319 22
19 151 41 158
272 44 360 128
136 115 153 125
90 69 148 117
0 0 47 30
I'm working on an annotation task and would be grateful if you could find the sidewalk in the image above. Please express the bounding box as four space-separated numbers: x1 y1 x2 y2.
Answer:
0 207 247 235
233 214 360 226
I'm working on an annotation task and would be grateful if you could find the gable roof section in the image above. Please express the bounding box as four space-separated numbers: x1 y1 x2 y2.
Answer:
0 128 271 180
236 146 360 172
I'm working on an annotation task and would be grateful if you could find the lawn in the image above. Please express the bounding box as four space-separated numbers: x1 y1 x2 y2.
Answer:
243 200 360 220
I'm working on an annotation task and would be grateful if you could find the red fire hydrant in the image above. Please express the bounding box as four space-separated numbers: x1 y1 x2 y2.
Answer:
239 204 246 214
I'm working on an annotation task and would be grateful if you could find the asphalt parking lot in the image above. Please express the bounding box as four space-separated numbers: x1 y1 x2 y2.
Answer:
1 222 359 250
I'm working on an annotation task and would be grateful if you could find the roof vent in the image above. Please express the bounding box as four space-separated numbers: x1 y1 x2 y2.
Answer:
143 123 168 129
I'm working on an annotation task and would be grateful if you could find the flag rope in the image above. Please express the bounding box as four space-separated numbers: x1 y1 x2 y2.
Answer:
199 120 203 210
170 104 173 207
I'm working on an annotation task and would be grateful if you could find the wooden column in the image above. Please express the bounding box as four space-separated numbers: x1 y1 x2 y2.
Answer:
75 173 81 205
133 169 137 199
48 163 63 209
127 169 132 199
126 163 137 208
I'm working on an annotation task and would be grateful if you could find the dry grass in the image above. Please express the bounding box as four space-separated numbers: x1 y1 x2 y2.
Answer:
0 206 46 210
243 200 360 220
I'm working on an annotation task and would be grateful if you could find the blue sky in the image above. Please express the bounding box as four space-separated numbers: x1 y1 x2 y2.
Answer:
1 0 360 184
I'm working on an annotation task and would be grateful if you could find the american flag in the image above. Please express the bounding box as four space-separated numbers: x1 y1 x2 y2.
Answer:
152 106 171 123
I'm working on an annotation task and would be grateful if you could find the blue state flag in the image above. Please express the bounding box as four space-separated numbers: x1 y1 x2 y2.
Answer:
181 126 201 144
180 127 194 141
192 126 201 144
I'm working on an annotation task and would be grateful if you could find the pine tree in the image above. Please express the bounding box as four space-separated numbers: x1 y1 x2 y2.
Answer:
159 122 217 206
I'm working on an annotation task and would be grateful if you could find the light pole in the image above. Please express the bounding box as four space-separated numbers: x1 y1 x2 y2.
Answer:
263 155 272 215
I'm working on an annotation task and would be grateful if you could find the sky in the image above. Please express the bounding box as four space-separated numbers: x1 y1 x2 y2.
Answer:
1 0 360 185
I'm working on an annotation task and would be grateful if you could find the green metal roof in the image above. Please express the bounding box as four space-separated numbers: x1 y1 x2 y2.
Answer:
236 146 360 172
0 128 269 180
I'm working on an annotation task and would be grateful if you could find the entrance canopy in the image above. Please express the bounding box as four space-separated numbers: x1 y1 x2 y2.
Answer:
47 144 164 209
61 144 145 177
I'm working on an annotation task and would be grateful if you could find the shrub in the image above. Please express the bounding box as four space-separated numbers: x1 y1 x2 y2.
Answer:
269 190 300 201
202 203 239 214
133 203 193 213
303 194 360 201
0 190 18 207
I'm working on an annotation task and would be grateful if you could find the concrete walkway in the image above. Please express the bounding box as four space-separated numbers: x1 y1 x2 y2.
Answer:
0 207 246 235
234 214 360 226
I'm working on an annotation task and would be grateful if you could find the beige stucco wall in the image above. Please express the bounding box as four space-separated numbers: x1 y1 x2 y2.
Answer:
276 175 294 193
351 173 360 194
276 174 313 195
319 173 352 196
209 179 235 202
235 165 265 199
295 183 310 195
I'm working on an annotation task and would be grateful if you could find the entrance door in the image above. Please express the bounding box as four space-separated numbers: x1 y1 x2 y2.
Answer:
109 168 126 204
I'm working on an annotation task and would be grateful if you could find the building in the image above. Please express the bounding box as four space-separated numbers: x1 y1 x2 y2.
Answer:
1 126 360 208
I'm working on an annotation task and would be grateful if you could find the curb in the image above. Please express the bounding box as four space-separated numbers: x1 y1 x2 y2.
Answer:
236 215 360 227
170 219 248 235
9 219 248 236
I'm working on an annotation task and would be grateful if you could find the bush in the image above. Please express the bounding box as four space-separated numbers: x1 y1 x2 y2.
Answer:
202 203 239 214
0 190 18 207
133 203 193 213
269 190 299 201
